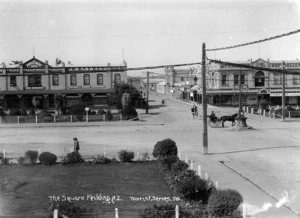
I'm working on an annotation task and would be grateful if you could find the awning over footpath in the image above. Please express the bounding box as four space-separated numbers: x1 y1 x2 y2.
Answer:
206 89 257 95
191 84 201 91
179 85 192 92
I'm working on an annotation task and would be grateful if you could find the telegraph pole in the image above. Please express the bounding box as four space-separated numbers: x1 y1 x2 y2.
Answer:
146 71 149 114
282 61 286 121
202 43 208 155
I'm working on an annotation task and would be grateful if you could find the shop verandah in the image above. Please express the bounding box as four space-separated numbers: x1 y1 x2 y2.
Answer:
0 91 111 114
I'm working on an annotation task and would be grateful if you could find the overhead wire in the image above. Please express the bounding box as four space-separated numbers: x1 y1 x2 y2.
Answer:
206 57 300 75
206 28 300 51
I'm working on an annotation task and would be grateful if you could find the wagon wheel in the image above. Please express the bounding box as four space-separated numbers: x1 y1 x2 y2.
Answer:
208 120 218 128
216 119 222 128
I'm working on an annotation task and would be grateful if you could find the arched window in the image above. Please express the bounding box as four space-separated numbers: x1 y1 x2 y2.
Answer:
255 71 265 87
84 74 90 85
70 74 77 85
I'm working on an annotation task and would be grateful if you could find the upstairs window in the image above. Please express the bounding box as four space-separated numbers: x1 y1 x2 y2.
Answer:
28 75 41 87
234 75 239 85
52 74 59 86
234 75 245 85
114 74 121 84
241 75 245 84
97 74 103 85
70 74 77 85
254 71 265 87
10 75 16 86
84 74 90 85
221 75 227 85
293 74 300 85
274 73 282 85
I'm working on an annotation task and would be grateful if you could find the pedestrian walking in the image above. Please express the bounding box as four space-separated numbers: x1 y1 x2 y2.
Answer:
73 137 80 153
191 104 198 119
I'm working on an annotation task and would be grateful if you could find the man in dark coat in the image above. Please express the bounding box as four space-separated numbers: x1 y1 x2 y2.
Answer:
73 137 80 153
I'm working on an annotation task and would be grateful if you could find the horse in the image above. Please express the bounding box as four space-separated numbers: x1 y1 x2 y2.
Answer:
219 113 238 127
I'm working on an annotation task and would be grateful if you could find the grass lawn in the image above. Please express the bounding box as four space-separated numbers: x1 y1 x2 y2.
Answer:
0 161 179 217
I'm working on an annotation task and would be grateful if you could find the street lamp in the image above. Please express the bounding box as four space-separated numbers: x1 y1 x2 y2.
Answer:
235 71 248 127
281 61 286 121
85 107 89 122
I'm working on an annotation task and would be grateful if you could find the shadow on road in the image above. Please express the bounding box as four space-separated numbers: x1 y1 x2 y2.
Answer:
208 145 300 155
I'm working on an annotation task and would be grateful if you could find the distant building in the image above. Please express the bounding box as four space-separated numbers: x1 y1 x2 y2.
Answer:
164 66 202 102
207 58 300 106
0 56 127 110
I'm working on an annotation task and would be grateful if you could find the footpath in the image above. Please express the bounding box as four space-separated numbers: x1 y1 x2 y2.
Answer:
159 95 300 218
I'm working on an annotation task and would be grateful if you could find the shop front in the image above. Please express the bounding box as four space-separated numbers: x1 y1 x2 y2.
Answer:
270 92 300 105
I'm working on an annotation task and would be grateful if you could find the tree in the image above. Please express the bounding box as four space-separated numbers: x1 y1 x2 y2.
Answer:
112 82 141 109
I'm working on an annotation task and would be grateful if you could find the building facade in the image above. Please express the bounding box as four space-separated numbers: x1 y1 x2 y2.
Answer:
207 58 300 106
164 66 202 101
0 57 127 110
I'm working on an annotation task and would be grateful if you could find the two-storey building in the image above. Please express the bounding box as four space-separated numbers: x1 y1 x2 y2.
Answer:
0 56 127 110
207 58 300 106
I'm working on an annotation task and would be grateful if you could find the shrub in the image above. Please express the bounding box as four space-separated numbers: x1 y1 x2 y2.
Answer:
92 155 112 164
25 150 39 164
118 150 134 162
169 160 189 176
62 152 84 164
98 108 107 115
159 155 178 171
139 204 175 218
106 109 113 121
69 104 85 115
122 106 137 119
176 174 213 202
111 157 119 163
47 201 94 218
0 108 6 116
17 156 25 165
1 158 10 165
207 189 243 217
169 169 214 203
153 138 177 159
139 204 192 218
39 152 57 165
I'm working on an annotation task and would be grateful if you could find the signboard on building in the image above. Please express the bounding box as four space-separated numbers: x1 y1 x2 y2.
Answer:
7 68 20 73
270 93 300 97
66 66 125 73
23 68 45 73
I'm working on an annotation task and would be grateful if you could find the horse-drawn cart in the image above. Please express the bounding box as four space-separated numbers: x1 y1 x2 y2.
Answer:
208 113 238 128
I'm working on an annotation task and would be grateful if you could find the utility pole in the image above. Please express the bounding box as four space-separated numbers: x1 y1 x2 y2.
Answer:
282 61 286 121
202 43 208 155
146 71 149 114
238 71 243 118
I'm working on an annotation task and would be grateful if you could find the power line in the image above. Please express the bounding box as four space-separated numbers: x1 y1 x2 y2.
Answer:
127 62 201 71
206 57 300 75
206 28 300 51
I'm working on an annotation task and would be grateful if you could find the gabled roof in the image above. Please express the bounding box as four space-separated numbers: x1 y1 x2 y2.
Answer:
23 56 47 68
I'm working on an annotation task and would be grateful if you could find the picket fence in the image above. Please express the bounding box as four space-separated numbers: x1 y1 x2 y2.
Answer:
244 106 300 119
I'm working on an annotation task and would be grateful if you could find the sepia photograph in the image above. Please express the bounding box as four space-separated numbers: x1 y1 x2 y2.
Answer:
0 0 300 217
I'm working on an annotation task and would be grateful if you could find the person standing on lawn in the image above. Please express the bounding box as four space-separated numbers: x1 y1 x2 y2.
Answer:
73 137 80 153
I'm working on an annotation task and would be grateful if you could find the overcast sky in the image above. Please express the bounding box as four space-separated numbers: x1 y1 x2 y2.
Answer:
0 0 299 75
